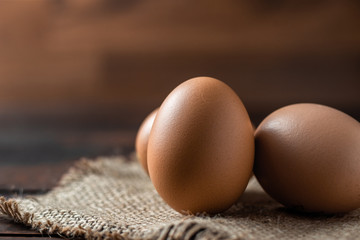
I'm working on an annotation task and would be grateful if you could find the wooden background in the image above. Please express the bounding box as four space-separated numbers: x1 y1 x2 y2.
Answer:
0 0 359 127
0 0 359 165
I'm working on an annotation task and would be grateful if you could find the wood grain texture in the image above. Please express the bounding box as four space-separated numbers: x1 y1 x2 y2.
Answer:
0 216 48 236
0 0 358 127
0 129 135 190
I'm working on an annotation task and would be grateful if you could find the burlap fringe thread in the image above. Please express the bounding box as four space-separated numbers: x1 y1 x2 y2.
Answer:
0 158 226 240
0 198 88 238
0 156 360 240
0 197 220 239
0 197 225 239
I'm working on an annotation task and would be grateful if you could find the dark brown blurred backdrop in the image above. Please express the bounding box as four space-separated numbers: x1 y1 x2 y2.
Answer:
0 0 359 162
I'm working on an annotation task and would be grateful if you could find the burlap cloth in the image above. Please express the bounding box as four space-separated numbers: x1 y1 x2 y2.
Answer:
1 156 360 239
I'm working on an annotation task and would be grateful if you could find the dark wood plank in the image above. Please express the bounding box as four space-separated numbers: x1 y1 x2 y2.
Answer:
0 216 41 235
0 128 136 165
0 162 72 191
0 129 136 190
0 238 60 240
0 216 61 238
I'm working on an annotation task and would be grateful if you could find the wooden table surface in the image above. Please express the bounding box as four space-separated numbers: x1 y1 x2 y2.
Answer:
0 124 136 239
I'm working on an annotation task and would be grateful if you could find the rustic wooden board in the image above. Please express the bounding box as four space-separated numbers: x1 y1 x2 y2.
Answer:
0 213 62 239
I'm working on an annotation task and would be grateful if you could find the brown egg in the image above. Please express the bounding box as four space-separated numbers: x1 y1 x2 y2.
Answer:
148 77 254 214
135 108 158 174
254 103 360 213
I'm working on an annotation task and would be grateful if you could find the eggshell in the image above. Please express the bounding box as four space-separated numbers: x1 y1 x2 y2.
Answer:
135 108 158 174
147 76 254 214
254 103 360 213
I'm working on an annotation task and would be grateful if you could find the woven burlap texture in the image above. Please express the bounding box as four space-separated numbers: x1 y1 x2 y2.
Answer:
0 156 360 240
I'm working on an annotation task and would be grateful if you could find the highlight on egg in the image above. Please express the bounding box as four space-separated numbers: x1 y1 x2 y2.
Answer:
135 108 158 174
147 76 254 214
254 103 360 214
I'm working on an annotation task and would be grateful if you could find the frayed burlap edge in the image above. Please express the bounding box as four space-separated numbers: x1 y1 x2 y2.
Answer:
0 157 229 240
0 196 227 240
0 198 87 238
